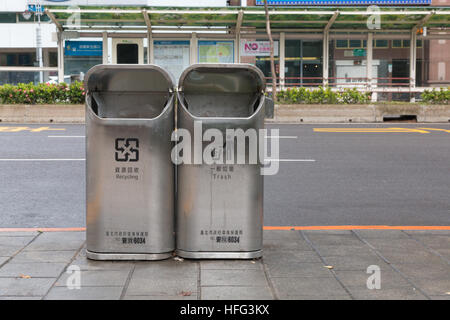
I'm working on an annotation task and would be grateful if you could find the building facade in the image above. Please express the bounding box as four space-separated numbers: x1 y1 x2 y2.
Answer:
0 0 449 101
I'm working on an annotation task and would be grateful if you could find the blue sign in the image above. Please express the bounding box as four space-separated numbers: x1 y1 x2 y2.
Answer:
65 41 103 57
27 5 45 13
256 0 431 4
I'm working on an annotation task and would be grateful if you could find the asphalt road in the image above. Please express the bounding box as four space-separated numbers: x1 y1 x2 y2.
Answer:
0 123 449 227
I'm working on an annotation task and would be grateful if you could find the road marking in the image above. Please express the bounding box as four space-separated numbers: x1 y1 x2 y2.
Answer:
48 136 85 138
264 159 316 162
418 128 450 133
0 159 85 161
1 226 450 232
314 127 430 134
0 126 66 133
265 136 298 139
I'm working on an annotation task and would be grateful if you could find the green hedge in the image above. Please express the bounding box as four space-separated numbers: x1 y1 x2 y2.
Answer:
276 87 371 104
421 87 450 105
0 82 85 105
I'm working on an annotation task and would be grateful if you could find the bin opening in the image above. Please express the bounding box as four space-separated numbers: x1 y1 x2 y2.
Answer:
178 64 266 118
85 65 174 119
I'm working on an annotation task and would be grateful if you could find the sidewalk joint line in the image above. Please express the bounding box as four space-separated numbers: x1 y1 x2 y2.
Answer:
197 261 201 300
402 230 450 267
42 240 86 300
120 263 136 300
0 232 42 271
351 230 432 300
300 230 355 300
261 257 279 300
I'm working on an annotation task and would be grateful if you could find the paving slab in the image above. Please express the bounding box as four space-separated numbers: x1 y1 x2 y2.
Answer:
0 296 42 300
55 269 130 287
263 230 302 240
271 276 350 299
124 295 197 300
126 260 198 296
303 230 352 236
24 232 84 251
393 261 450 280
0 236 34 256
410 278 450 296
263 251 331 277
0 277 55 296
334 269 412 289
430 295 450 300
201 286 274 300
305 234 363 246
200 260 263 270
45 286 123 300
321 254 388 271
12 250 77 263
407 235 450 251
0 230 447 300
0 262 66 278
201 269 268 287
263 238 313 251
71 248 134 271
355 230 410 239
0 232 39 237
311 244 374 257
348 287 428 300
0 257 9 266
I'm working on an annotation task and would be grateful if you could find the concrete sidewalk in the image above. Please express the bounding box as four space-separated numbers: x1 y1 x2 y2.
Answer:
0 229 449 300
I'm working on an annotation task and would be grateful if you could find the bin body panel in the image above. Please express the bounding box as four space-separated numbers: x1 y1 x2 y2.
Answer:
176 63 266 258
85 65 175 259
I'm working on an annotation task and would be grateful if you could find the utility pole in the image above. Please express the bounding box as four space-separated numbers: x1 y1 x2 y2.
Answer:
264 0 277 102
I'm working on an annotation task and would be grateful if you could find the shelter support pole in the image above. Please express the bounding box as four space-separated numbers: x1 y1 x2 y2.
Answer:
280 32 285 90
323 31 329 87
57 31 64 84
410 28 417 103
102 32 108 64
190 33 198 64
367 33 376 102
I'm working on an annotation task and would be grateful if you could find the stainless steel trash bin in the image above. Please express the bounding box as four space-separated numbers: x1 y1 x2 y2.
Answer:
85 65 175 260
176 64 266 259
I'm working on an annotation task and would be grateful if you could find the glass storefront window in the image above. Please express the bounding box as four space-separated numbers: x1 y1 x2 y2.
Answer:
285 40 322 86
329 39 367 88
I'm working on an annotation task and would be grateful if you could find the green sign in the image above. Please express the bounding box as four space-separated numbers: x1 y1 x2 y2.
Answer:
353 49 366 57
198 41 234 63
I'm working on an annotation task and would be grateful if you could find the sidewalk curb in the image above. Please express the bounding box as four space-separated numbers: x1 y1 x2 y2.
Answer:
273 104 450 123
0 104 85 123
1 104 449 124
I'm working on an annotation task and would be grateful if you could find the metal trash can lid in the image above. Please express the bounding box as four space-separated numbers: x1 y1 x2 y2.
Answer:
178 63 266 94
85 64 175 93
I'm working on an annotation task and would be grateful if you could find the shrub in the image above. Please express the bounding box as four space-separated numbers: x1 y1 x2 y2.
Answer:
0 82 85 105
276 86 370 104
421 87 450 105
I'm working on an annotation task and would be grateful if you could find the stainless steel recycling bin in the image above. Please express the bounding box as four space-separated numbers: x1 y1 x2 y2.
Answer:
85 65 175 260
176 64 267 259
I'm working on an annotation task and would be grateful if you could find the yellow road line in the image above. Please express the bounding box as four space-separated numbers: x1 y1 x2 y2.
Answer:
314 127 430 134
0 126 66 132
418 128 450 133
